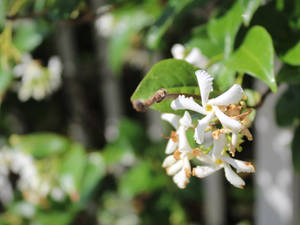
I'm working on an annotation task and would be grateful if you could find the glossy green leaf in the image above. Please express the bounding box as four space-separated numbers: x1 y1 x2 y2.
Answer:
227 26 277 92
241 0 261 26
13 22 43 52
9 133 70 158
79 152 106 204
35 211 73 225
131 59 199 113
292 126 300 172
208 1 243 58
277 65 300 84
59 144 87 193
282 41 300 66
275 85 300 126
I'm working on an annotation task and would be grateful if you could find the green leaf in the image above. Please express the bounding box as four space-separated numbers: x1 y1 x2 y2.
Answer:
79 152 106 204
277 65 300 84
59 144 87 193
0 0 8 27
282 41 300 66
146 0 196 49
35 211 73 225
13 22 43 52
292 126 300 172
118 161 166 198
240 0 261 26
275 85 300 126
227 26 277 92
9 133 70 158
131 59 199 113
207 1 244 58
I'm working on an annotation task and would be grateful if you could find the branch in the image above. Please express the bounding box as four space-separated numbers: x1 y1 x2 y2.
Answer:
132 89 201 112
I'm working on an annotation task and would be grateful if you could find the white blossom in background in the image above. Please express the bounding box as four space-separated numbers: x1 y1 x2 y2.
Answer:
95 12 115 37
171 43 208 68
13 54 62 102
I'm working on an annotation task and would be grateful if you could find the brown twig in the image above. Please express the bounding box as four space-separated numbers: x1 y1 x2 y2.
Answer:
253 88 271 109
132 89 201 112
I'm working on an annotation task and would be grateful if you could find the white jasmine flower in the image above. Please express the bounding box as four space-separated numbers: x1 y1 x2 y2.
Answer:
171 70 244 147
13 54 63 101
95 13 115 37
171 43 208 68
161 111 193 154
193 133 255 188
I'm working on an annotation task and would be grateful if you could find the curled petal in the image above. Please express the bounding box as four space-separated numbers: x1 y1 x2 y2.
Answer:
162 155 177 168
178 126 192 153
195 70 213 106
171 95 206 114
179 111 193 128
165 139 178 154
223 163 245 188
167 160 183 176
194 112 215 144
186 48 208 68
193 165 220 178
173 169 189 189
208 84 243 106
232 132 238 147
161 113 180 129
222 156 255 173
171 43 185 59
214 106 242 132
211 133 226 160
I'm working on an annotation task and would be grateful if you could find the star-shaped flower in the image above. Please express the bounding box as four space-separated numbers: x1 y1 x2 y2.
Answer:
193 133 255 188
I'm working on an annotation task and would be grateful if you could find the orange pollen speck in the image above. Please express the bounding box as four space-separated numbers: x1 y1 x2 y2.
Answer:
185 168 191 178
170 131 178 142
192 149 201 156
173 150 181 160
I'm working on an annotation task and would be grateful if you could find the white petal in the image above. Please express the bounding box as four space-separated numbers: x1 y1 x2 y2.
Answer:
203 131 214 149
167 160 183 175
195 70 213 106
196 153 215 165
165 138 178 154
162 155 176 168
222 156 255 173
193 165 220 178
161 113 180 129
223 163 245 188
194 112 215 144
179 111 193 128
171 44 185 59
182 155 191 172
232 132 238 147
214 106 242 132
173 169 189 189
185 48 207 67
210 133 226 160
48 56 62 76
178 126 192 153
208 84 243 106
171 95 206 114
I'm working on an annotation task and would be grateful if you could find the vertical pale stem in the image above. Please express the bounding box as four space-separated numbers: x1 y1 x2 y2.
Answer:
203 172 225 225
91 0 123 142
254 83 294 225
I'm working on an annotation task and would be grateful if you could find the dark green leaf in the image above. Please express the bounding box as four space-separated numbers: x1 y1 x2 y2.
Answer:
240 0 261 26
292 126 300 172
0 66 13 101
35 211 73 225
227 26 277 92
282 41 300 66
277 65 300 84
275 85 300 126
9 133 70 158
131 59 199 113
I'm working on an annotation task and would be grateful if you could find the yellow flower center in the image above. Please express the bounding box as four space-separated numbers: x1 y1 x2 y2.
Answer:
205 104 213 112
215 159 223 165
